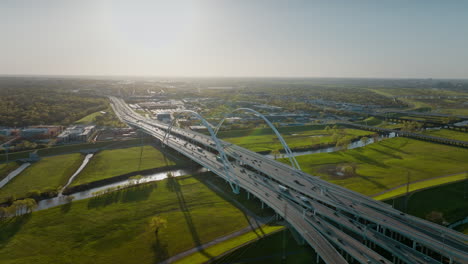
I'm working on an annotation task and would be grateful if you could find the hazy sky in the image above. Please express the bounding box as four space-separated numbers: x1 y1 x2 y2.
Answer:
1 0 467 78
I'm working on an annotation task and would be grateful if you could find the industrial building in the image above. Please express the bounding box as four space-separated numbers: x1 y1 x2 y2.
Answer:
56 125 96 143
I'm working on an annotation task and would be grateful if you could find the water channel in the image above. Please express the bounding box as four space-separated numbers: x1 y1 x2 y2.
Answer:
35 168 203 211
264 132 396 159
31 132 395 213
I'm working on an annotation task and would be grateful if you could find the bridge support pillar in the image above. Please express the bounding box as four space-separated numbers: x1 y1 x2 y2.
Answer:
412 241 417 249
261 201 265 209
316 254 320 264
247 191 250 200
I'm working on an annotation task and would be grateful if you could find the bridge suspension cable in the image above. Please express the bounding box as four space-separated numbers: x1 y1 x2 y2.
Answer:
164 110 240 194
214 108 301 171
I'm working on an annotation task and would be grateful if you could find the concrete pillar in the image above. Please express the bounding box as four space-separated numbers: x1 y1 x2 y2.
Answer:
412 241 417 249
261 201 265 209
247 191 250 200
316 254 320 264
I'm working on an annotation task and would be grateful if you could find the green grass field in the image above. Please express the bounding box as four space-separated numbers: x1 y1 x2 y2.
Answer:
0 138 152 163
374 172 467 201
455 223 468 235
175 225 284 264
221 127 374 153
289 137 468 196
71 145 178 187
0 154 84 202
0 176 251 264
423 129 468 142
386 181 468 224
0 162 20 181
75 111 103 124
212 228 318 264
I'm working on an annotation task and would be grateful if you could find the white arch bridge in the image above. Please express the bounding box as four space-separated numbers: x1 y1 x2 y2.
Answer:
110 97 468 264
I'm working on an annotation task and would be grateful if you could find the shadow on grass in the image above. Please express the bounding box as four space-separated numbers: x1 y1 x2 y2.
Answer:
87 183 156 209
0 214 31 248
60 202 72 213
166 176 214 261
351 152 389 168
193 173 275 239
153 234 169 263
368 147 403 160
379 141 410 155
357 173 389 191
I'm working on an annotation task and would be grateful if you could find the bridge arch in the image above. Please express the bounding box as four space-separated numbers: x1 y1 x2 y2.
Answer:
163 110 240 194
214 108 301 171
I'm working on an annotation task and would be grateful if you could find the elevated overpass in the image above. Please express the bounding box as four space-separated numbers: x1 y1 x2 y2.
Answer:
110 97 468 264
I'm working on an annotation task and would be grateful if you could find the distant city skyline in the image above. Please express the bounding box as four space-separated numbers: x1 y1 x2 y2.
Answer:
1 0 467 78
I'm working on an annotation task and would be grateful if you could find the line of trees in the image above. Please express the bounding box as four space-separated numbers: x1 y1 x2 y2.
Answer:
0 198 37 219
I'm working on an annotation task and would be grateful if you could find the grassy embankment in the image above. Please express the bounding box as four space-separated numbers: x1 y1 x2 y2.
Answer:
212 229 318 264
0 153 84 203
422 129 468 142
288 137 468 196
75 111 104 124
355 116 403 129
219 125 375 153
0 162 20 181
386 181 468 226
373 172 467 201
0 175 261 264
70 145 179 187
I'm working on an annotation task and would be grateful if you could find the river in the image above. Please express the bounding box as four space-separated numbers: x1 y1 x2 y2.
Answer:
34 168 203 212
264 132 396 159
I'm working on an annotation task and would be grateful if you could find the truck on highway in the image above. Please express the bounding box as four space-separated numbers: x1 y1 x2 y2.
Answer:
197 147 203 153
278 184 288 192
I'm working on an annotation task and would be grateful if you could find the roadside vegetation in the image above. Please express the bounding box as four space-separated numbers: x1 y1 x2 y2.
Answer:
0 176 251 264
175 226 284 264
288 137 468 196
71 145 178 187
373 172 467 201
0 153 84 203
211 228 318 264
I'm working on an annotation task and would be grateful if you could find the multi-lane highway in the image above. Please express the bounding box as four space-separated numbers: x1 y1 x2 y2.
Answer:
110 96 468 264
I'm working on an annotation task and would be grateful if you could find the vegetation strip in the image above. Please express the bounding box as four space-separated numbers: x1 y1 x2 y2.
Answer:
373 172 467 200
174 225 284 264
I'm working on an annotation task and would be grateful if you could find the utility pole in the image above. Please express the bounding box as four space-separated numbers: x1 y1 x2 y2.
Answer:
404 172 410 213
282 203 287 264
138 129 144 171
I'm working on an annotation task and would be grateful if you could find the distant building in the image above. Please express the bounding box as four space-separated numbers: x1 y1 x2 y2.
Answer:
29 125 62 137
57 125 96 143
0 128 12 136
189 125 208 131
253 104 283 111
156 113 172 123
138 100 184 110
20 128 49 139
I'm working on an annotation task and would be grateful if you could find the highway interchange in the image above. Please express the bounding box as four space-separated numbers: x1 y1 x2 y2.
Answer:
110 96 467 264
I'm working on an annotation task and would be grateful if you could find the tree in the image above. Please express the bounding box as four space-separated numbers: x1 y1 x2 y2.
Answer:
0 207 7 219
149 216 167 236
360 136 369 145
271 149 280 160
336 138 351 150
